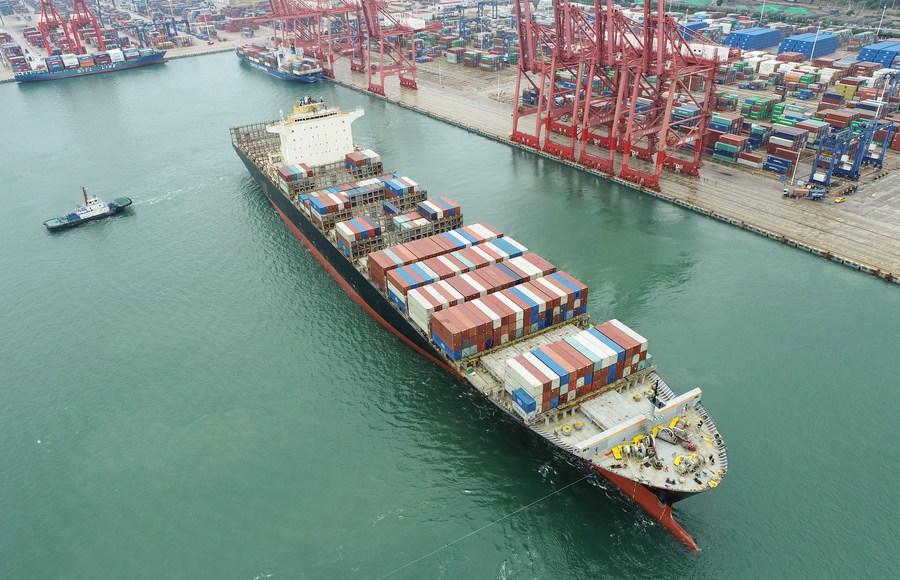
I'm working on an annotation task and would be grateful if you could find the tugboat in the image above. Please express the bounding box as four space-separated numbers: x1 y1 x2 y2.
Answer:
43 187 132 231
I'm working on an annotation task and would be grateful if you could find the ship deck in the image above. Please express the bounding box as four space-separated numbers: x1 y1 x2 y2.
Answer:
471 327 729 495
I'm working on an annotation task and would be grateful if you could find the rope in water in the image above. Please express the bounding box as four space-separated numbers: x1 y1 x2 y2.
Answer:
376 475 591 579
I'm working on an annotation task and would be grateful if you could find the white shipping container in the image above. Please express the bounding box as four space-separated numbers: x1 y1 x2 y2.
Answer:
759 60 778 75
435 280 463 303
335 221 354 239
436 254 464 276
468 223 499 242
502 237 528 254
577 331 619 369
480 242 508 260
506 359 544 398
523 352 561 390
509 256 541 280
459 273 487 296
610 319 648 352
407 290 433 333
493 292 524 321
567 336 602 366
108 49 125 63
534 277 566 302
470 245 497 264
769 136 796 148
516 286 547 313
472 299 501 329
445 230 470 247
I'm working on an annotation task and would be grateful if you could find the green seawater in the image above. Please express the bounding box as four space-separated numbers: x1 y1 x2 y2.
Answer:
1 53 897 578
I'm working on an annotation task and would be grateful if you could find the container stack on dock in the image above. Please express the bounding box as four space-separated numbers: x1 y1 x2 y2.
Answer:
778 33 839 60
724 28 783 51
504 320 649 417
856 42 900 68
741 97 775 121
763 126 808 175
0 35 27 73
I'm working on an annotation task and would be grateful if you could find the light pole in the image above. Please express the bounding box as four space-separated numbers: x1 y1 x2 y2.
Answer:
809 26 820 61
877 5 887 37
790 152 802 185
760 0 767 26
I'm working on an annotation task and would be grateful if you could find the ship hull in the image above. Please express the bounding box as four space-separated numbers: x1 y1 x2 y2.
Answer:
15 53 167 83
237 54 323 83
233 145 701 550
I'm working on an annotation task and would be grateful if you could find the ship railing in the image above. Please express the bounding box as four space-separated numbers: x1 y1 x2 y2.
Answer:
229 122 280 166
386 215 465 245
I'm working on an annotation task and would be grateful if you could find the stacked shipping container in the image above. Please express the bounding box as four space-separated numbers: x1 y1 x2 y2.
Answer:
406 253 557 333
431 272 589 361
504 320 650 417
386 236 528 310
778 33 839 60
368 223 503 290
335 216 383 258
724 27 783 50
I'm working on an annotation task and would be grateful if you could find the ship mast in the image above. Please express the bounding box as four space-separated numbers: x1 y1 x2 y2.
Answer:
82 186 89 205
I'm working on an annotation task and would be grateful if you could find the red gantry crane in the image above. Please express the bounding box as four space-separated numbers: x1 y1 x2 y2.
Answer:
513 0 739 191
38 0 76 56
69 0 106 54
358 0 439 95
267 0 331 71
263 0 362 79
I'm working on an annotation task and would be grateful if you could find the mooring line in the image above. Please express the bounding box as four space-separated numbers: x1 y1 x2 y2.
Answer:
376 475 590 579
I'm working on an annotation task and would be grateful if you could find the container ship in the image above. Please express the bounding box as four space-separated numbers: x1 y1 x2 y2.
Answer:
230 97 729 550
235 44 324 83
14 48 166 83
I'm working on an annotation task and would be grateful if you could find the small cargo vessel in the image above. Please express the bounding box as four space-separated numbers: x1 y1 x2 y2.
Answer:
236 43 324 83
15 48 167 83
44 187 132 231
230 98 729 550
